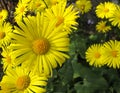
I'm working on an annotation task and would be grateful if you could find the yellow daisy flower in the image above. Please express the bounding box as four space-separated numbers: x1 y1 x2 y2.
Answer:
85 44 104 67
0 22 13 47
9 13 69 76
96 21 111 33
102 40 120 68
109 5 120 28
28 0 46 13
0 67 48 93
96 2 116 19
1 46 14 71
0 9 8 22
75 0 92 14
44 0 66 7
14 2 28 23
44 1 79 34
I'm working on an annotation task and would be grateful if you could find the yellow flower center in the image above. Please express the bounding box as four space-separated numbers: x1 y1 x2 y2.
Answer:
6 55 11 64
104 8 109 13
56 16 64 27
51 0 58 5
36 3 41 7
20 6 25 13
0 15 3 19
94 52 101 58
111 50 118 57
32 38 50 55
16 75 30 90
81 4 85 10
0 32 5 39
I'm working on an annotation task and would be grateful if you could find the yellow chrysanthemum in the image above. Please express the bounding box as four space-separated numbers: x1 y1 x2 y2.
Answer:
9 13 69 76
14 2 28 22
0 9 8 22
0 67 48 93
28 0 46 13
44 1 79 34
96 2 116 19
75 0 92 14
44 0 66 7
96 21 111 33
102 40 120 68
85 44 104 67
109 5 120 28
1 46 14 71
0 22 13 47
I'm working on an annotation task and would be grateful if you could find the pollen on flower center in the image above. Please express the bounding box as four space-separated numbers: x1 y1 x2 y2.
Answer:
0 15 3 19
81 5 85 10
94 52 101 58
36 3 41 7
104 8 109 13
51 0 58 5
16 75 30 90
0 32 5 39
111 50 118 57
20 6 25 13
32 38 50 55
6 56 11 64
56 16 64 27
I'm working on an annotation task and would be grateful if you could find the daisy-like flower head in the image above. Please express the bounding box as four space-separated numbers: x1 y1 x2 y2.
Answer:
96 2 116 19
96 21 111 33
85 44 104 67
1 46 14 71
102 40 120 68
14 2 28 23
0 66 48 93
9 13 70 76
28 0 46 13
109 5 120 28
44 1 79 34
75 0 92 14
0 22 13 47
44 0 66 7
0 9 8 22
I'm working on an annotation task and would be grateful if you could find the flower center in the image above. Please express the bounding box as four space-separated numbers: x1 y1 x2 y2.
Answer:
94 52 101 58
81 4 85 10
20 6 25 13
104 8 109 13
56 16 64 27
36 2 41 7
0 15 3 20
51 0 58 5
111 50 118 57
6 56 11 64
32 38 50 55
16 75 30 90
0 32 5 39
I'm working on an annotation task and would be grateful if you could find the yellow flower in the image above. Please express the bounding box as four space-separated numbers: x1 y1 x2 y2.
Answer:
44 0 66 7
0 9 8 22
75 0 92 14
96 2 116 19
102 40 120 68
44 1 79 34
0 67 48 93
85 44 104 67
0 22 13 47
96 21 111 33
28 0 46 13
14 2 28 23
109 5 120 28
9 13 69 76
1 46 14 71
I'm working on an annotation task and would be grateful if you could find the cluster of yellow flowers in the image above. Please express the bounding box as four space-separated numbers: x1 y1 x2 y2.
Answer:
95 2 120 33
0 0 93 92
86 1 120 69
